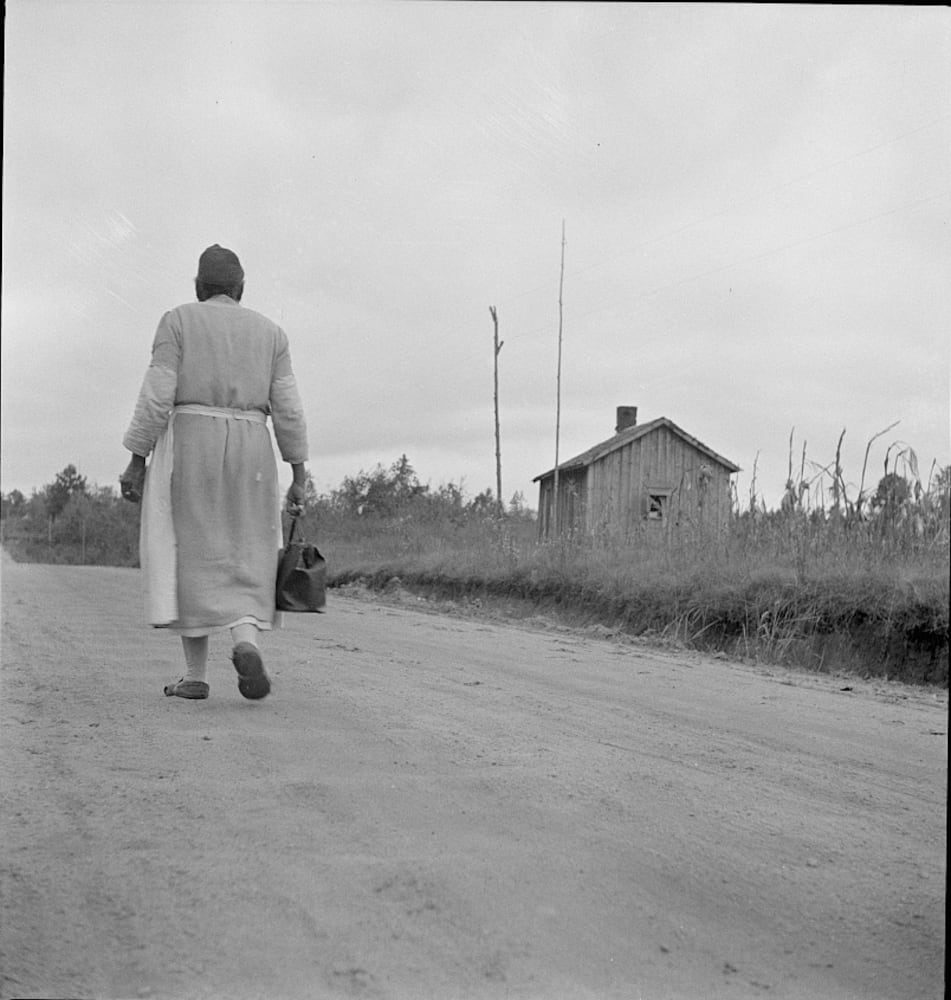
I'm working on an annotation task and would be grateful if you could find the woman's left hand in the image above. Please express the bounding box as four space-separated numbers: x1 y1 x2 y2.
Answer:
285 482 306 516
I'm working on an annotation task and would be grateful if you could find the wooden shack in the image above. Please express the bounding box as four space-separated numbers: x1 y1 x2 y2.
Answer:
534 407 740 540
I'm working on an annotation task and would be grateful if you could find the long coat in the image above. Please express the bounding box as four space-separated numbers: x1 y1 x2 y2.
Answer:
124 295 309 635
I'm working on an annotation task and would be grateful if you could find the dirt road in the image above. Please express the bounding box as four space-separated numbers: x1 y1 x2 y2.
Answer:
0 559 946 1000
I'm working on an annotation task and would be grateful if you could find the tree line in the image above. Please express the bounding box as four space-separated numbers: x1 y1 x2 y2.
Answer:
0 457 534 567
1 464 141 566
2 454 946 568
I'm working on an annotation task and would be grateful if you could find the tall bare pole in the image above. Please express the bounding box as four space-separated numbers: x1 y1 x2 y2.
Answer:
552 220 566 536
489 306 504 519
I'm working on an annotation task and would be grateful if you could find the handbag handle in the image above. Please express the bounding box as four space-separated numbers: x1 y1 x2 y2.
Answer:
286 514 300 546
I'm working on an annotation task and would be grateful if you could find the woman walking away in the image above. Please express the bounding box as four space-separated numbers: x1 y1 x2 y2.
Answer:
120 244 310 701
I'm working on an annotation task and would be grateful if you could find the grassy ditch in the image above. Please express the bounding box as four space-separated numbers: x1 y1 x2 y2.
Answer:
316 511 948 687
3 499 947 687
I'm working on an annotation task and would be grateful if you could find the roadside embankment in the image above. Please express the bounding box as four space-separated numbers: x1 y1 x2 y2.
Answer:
329 565 948 687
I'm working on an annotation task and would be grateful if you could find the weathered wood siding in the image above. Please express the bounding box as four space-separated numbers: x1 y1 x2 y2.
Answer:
585 424 733 538
537 468 587 539
538 425 734 540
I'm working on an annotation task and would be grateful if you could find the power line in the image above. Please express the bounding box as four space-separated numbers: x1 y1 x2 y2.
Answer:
572 189 950 325
492 114 951 313
514 188 949 339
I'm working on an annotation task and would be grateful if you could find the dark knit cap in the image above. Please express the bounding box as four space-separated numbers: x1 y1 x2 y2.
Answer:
197 244 244 286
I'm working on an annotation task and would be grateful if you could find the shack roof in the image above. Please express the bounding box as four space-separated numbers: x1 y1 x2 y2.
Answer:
533 416 741 482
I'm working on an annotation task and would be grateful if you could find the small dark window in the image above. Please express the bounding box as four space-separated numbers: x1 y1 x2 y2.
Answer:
647 493 667 521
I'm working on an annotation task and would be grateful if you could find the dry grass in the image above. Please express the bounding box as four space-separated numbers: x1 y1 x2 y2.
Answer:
316 432 949 687
4 431 947 686
323 515 948 686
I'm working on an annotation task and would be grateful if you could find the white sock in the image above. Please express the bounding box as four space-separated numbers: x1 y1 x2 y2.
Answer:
181 636 209 683
231 623 260 648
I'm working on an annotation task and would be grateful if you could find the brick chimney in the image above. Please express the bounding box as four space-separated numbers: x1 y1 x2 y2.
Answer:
616 406 638 433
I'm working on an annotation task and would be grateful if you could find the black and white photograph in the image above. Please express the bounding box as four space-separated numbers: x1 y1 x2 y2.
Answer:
1 3 948 999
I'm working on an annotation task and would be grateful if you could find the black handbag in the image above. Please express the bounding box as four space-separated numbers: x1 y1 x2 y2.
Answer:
276 516 326 612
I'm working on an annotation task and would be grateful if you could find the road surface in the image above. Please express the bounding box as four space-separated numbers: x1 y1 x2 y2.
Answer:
0 559 946 1000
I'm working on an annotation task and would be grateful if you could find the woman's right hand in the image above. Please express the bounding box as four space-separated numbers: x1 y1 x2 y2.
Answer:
120 456 146 503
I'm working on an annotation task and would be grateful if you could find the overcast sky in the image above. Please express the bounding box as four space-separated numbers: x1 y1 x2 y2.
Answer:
3 2 949 511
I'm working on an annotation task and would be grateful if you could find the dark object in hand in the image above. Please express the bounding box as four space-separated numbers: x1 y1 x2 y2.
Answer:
276 517 326 612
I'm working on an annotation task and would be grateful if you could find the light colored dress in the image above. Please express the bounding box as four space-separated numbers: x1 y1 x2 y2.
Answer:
124 296 308 635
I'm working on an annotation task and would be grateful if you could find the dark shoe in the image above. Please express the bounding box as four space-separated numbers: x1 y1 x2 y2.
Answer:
231 642 271 700
164 678 209 700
